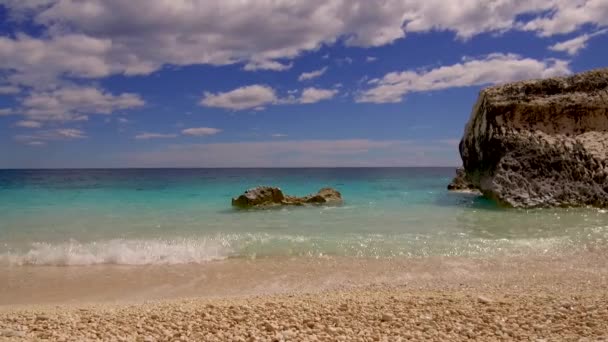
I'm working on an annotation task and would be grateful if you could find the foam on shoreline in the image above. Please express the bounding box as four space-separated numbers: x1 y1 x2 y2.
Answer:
0 238 233 266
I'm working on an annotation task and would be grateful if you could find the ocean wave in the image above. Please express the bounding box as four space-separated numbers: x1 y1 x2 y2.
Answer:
0 238 233 266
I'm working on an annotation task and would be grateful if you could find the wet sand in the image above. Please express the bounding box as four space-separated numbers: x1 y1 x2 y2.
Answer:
1 252 607 340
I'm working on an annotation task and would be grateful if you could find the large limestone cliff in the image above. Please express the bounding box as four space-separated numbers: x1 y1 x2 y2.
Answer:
459 68 608 207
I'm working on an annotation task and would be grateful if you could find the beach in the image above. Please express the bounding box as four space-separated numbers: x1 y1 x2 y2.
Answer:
1 251 608 341
2 169 608 340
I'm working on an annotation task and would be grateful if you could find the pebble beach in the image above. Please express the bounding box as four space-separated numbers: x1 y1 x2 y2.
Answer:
1 286 607 341
1 252 607 341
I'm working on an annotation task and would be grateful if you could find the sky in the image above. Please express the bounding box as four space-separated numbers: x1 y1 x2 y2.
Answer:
0 0 607 168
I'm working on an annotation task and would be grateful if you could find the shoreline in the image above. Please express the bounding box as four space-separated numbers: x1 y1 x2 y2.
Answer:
1 252 607 340
1 250 607 306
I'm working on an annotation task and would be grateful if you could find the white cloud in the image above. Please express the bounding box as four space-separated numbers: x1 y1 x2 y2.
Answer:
521 0 608 36
0 0 409 86
549 29 608 55
26 141 46 146
358 53 571 103
272 133 288 138
15 120 42 128
2 0 596 90
299 87 338 104
134 128 221 140
0 34 116 87
366 56 378 62
200 85 338 110
200 85 277 111
0 85 21 94
298 67 328 81
15 128 87 143
20 86 145 121
243 60 293 71
181 127 222 136
0 108 14 116
134 133 178 140
56 128 86 139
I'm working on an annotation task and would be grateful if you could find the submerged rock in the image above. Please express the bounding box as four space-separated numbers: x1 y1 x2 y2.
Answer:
459 68 608 208
232 186 342 208
447 167 478 193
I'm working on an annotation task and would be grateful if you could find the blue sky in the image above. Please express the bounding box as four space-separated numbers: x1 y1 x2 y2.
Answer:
0 0 607 168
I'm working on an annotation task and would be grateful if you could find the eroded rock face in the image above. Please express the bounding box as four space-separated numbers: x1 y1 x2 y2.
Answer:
459 68 608 208
232 186 343 208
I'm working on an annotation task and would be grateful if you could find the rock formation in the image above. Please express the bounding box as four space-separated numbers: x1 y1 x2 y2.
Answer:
447 167 478 192
232 186 343 209
458 68 608 207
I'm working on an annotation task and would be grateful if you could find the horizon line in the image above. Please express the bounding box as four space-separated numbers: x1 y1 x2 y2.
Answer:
0 166 461 170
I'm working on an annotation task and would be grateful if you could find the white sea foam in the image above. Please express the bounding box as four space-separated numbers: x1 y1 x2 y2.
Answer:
1 238 233 266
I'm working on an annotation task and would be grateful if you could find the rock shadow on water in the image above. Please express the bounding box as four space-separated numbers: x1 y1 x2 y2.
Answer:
436 190 504 211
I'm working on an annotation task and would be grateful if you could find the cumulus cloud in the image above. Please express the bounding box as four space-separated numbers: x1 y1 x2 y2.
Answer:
0 34 117 87
366 56 378 62
298 67 328 81
0 0 407 86
2 0 600 89
134 133 178 140
521 0 608 36
200 85 277 111
549 29 608 55
200 84 338 110
20 86 145 121
181 127 222 136
357 53 571 103
15 120 42 128
299 87 338 104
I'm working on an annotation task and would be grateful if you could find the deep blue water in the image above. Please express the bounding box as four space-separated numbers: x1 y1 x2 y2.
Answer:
1 168 606 265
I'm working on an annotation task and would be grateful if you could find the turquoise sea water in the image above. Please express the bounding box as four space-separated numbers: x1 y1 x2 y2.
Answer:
1 168 607 265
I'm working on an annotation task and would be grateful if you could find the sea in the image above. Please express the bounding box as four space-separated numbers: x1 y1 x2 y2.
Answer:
1 168 607 266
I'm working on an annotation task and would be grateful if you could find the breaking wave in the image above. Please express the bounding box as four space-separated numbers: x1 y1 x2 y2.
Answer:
1 238 234 266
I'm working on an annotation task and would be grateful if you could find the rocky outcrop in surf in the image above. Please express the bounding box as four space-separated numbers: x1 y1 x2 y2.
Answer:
458 68 608 208
232 186 343 209
447 167 478 193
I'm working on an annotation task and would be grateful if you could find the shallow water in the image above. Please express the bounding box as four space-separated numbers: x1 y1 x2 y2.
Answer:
1 168 607 265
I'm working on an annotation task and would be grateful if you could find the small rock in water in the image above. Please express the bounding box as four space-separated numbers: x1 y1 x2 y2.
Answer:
231 186 342 208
